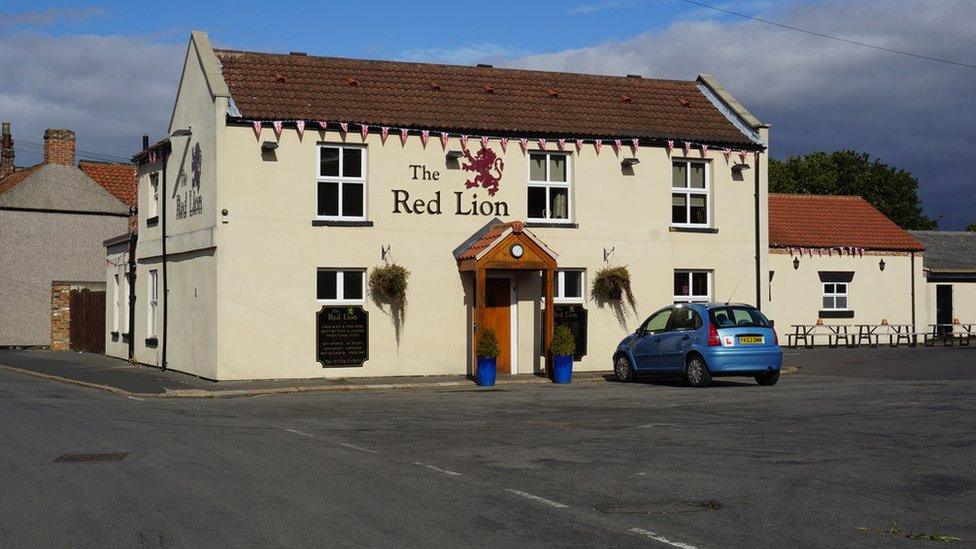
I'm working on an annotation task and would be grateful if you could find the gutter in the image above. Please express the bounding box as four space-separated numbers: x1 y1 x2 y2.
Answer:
161 154 168 371
754 151 762 310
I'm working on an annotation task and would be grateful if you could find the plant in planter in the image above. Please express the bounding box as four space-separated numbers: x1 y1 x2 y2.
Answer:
592 266 638 326
549 325 576 384
475 328 500 387
369 263 410 343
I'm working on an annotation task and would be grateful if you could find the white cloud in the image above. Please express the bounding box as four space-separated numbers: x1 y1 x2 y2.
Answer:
504 0 976 228
0 32 183 165
568 1 641 15
396 43 532 66
0 7 105 29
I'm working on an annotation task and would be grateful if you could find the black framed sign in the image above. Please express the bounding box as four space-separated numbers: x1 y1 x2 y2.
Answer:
316 306 369 367
554 304 588 360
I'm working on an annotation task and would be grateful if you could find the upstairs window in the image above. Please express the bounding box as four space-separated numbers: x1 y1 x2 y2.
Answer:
317 269 365 304
822 283 849 310
318 145 366 220
148 173 159 218
674 270 711 303
527 152 571 222
671 160 709 227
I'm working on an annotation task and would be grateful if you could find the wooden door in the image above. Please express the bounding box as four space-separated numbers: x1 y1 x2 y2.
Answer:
937 285 953 336
69 289 106 353
483 278 512 374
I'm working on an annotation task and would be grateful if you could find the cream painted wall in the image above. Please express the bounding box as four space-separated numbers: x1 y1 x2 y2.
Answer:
104 241 130 360
767 249 924 343
211 123 768 380
922 279 976 330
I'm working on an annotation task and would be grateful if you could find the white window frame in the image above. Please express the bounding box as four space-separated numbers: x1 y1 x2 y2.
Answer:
316 268 366 305
673 270 712 303
554 269 585 303
121 269 129 334
148 269 159 337
527 152 572 223
148 172 159 218
112 274 121 332
822 282 850 311
316 144 367 221
671 159 711 228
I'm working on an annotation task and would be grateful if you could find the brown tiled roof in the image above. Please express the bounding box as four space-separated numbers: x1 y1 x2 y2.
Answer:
79 161 137 207
456 221 519 261
215 49 757 146
0 165 39 195
769 193 924 251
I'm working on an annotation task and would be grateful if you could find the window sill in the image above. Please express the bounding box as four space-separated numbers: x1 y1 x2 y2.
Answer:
317 300 366 306
145 337 158 347
818 310 854 319
312 220 374 227
670 226 717 234
146 216 159 227
525 222 578 229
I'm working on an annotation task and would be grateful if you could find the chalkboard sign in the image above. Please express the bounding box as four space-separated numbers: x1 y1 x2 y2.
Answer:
316 306 369 367
554 304 587 360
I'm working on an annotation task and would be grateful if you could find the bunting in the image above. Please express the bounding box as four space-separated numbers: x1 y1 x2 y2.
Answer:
318 121 328 131
272 121 284 139
360 124 369 140
594 140 603 155
538 138 547 151
700 144 708 157
722 148 731 163
612 139 621 155
252 121 262 139
339 122 349 134
420 130 430 147
399 128 409 146
481 135 490 150
380 126 390 145
500 137 509 153
519 138 528 153
461 134 469 149
666 140 674 156
296 120 305 140
440 132 450 149
557 138 566 151
576 139 584 153
631 138 640 154
682 141 691 157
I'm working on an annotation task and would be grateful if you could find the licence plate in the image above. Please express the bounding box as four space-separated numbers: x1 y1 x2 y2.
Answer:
738 336 763 345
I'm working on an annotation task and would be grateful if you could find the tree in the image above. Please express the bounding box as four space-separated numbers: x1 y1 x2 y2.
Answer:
967 224 976 232
769 151 937 230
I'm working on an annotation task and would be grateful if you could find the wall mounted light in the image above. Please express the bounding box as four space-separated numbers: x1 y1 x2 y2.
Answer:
621 157 640 167
732 163 750 172
446 150 464 161
261 141 279 151
879 258 886 272
793 257 800 270
171 128 192 138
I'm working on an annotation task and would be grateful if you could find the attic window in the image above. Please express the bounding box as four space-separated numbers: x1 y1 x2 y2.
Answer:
483 84 495 94
546 89 559 98
346 77 360 87
429 82 442 91
274 73 287 83
677 98 691 107
620 94 632 103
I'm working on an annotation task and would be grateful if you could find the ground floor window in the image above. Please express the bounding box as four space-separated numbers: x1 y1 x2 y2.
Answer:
113 274 121 332
148 270 158 336
317 269 365 304
822 282 849 310
674 270 711 303
555 269 584 302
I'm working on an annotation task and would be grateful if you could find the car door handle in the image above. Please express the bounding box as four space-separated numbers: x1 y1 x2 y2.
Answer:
654 337 661 342
681 335 690 340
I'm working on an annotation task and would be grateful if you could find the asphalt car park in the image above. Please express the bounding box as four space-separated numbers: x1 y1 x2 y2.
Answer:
1 346 974 547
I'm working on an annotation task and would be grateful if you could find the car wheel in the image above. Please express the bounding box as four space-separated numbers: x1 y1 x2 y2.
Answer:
755 370 780 386
614 355 635 383
685 355 712 387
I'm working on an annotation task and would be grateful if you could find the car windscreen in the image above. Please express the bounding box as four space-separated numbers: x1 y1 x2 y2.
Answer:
708 306 770 328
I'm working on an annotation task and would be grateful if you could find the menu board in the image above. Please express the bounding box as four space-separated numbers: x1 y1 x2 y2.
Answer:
316 306 369 367
554 304 588 360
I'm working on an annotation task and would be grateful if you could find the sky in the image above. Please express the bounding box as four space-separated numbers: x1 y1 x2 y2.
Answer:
1 0 973 228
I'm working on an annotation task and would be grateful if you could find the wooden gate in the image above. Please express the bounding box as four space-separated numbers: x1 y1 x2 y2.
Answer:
69 289 105 353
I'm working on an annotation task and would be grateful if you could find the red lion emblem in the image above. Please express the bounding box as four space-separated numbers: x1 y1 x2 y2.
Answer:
461 147 504 196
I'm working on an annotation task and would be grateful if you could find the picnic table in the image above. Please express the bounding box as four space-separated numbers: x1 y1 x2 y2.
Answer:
789 323 919 348
925 323 975 346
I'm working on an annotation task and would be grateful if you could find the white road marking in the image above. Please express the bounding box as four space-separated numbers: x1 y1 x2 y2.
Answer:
637 423 677 428
412 461 462 477
126 396 145 401
505 489 569 509
284 428 312 437
339 442 379 454
629 528 700 549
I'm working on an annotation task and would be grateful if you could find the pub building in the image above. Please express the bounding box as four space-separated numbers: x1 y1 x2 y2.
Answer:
108 31 771 380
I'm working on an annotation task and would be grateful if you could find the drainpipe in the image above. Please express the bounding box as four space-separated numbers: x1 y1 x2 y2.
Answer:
911 252 916 333
754 150 762 310
161 151 168 371
127 232 137 360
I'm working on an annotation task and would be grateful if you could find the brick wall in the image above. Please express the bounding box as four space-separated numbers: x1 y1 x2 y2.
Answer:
43 129 75 166
50 283 71 350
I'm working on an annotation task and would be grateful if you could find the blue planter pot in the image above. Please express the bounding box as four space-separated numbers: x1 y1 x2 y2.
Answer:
552 355 573 384
476 357 497 386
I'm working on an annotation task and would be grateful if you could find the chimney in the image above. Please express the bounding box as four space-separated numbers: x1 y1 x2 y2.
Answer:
0 122 13 178
43 128 75 166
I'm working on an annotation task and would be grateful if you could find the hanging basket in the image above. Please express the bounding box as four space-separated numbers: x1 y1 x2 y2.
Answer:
369 263 409 305
592 265 636 310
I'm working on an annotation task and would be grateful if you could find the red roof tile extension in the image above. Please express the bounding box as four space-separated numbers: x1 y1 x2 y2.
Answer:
79 161 137 207
0 165 39 195
769 193 924 251
215 49 757 146
456 221 522 261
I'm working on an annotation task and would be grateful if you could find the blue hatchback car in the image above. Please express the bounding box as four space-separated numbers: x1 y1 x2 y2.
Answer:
613 303 782 387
